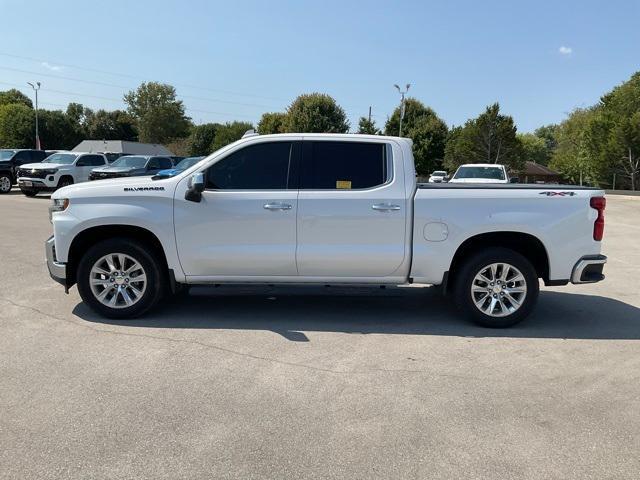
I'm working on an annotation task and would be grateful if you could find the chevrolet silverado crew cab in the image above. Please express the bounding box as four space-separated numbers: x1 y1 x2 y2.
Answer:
46 133 607 327
0 149 50 193
18 152 108 196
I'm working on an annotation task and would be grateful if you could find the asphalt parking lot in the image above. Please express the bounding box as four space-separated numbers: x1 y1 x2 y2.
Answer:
1 189 639 480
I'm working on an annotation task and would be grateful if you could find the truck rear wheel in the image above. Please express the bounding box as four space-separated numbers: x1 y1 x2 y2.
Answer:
454 247 539 328
77 238 165 319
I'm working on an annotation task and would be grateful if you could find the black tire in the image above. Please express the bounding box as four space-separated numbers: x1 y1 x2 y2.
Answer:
58 176 74 189
77 238 166 319
454 247 539 328
0 173 12 194
20 188 38 197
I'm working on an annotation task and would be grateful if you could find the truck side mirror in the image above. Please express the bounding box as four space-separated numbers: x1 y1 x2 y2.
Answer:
509 177 519 184
185 172 205 202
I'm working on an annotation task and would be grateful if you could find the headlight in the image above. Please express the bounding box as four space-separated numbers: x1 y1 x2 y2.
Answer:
52 198 70 211
49 198 70 223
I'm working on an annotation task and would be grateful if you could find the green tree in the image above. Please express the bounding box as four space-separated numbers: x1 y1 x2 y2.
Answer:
0 89 33 108
188 123 220 156
385 98 448 175
39 110 81 150
258 112 286 134
283 93 349 133
443 103 523 172
0 103 34 148
534 124 558 162
85 109 137 141
518 133 548 165
549 108 601 185
124 82 191 143
210 121 254 151
357 116 379 134
590 72 640 189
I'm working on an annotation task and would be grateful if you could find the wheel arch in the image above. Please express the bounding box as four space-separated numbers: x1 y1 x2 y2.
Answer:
67 225 169 287
445 231 550 293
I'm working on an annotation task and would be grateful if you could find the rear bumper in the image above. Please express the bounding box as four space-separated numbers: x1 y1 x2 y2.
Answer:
571 254 607 284
45 236 67 288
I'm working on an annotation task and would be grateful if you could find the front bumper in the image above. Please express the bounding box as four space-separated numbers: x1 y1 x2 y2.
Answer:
571 255 607 284
45 236 68 289
18 177 57 190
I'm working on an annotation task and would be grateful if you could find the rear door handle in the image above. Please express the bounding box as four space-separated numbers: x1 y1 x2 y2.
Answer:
372 203 401 211
264 203 292 211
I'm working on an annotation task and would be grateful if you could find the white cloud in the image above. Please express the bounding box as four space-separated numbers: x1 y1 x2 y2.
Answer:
558 46 573 55
41 61 63 71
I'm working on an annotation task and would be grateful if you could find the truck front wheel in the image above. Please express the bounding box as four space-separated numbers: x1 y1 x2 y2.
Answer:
454 247 539 328
77 238 165 319
0 174 12 193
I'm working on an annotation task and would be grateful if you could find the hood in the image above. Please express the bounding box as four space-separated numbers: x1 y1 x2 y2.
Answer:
92 165 137 173
19 162 57 170
449 178 508 183
52 175 177 200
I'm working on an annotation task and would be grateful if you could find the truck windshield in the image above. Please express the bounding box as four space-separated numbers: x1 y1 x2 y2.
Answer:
112 156 148 168
42 153 78 164
175 156 204 170
0 150 16 160
454 166 505 180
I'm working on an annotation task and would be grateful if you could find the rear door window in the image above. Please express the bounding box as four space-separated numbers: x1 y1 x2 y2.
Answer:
301 141 387 189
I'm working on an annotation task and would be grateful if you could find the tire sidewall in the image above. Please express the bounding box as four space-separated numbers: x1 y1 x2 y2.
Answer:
0 174 11 193
77 238 165 319
455 247 539 328
58 177 74 188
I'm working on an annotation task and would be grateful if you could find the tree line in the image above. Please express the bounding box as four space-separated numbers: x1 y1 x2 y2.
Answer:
1 71 638 189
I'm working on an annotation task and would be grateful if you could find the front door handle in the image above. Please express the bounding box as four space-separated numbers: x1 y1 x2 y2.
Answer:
372 203 401 211
264 203 292 211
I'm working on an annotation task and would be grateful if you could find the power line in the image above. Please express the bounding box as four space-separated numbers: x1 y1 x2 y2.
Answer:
0 66 281 110
0 52 288 102
0 52 379 114
0 81 256 120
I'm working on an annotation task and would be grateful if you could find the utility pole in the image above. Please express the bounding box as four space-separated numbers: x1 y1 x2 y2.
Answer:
394 83 410 137
368 106 372 123
27 82 41 149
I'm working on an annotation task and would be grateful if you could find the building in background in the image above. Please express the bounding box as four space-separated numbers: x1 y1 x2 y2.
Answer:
72 140 174 162
521 161 562 184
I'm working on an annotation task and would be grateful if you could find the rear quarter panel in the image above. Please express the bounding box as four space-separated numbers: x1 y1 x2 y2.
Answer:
410 187 604 284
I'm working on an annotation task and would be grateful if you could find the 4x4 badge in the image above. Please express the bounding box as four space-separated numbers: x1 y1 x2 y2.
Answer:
539 191 576 196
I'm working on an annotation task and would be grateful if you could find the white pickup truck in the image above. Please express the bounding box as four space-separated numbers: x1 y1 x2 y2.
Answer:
46 133 607 327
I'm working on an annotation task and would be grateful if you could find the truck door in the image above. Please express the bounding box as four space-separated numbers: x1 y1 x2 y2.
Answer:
296 140 407 278
174 140 301 278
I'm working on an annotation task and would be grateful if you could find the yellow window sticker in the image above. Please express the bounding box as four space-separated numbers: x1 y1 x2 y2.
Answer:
336 180 352 189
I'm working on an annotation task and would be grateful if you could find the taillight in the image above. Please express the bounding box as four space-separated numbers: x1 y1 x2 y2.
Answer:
590 196 606 241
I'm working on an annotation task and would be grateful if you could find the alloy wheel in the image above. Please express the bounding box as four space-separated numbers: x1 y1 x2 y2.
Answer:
471 262 527 317
89 253 148 309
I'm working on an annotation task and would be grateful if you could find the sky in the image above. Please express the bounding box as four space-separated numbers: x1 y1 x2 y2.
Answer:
0 0 638 132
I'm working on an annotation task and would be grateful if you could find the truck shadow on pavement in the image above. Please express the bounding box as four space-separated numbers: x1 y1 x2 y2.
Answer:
74 285 640 341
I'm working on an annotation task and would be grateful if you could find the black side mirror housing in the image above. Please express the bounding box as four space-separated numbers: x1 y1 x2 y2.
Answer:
185 172 206 202
509 177 519 184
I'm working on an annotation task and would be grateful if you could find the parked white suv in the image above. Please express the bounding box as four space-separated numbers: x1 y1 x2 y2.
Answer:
18 152 108 196
449 164 510 183
46 133 607 327
428 170 448 183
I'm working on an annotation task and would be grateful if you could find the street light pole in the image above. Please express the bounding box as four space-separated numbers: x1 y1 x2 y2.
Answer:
394 83 411 137
27 81 41 149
